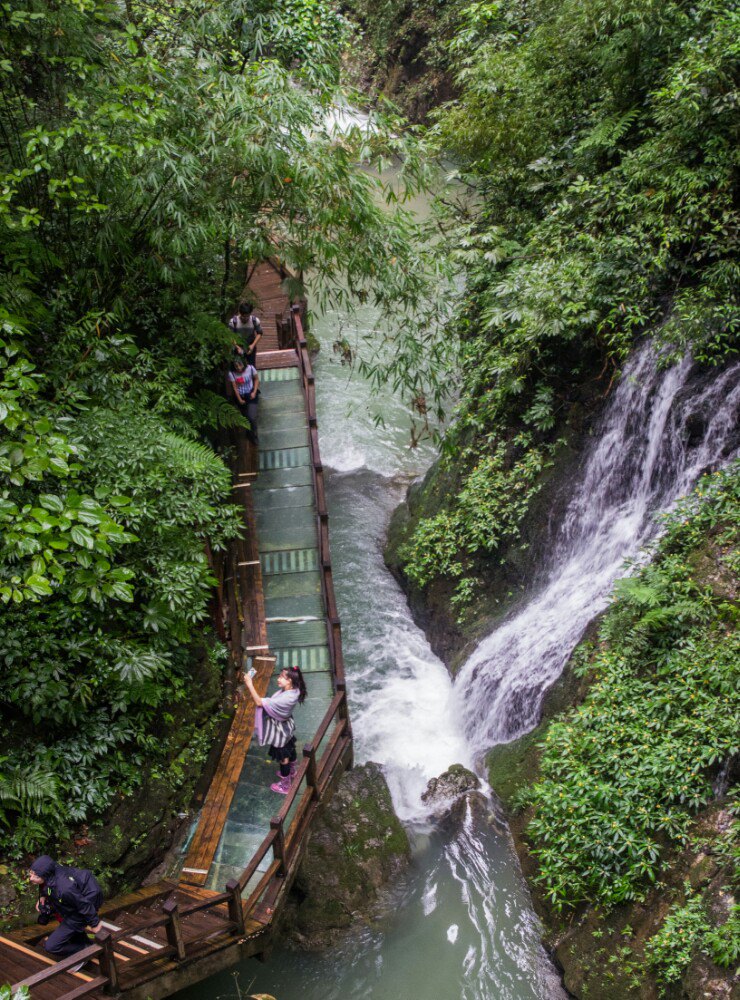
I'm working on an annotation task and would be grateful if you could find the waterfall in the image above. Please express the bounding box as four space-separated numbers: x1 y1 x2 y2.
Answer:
455 343 740 748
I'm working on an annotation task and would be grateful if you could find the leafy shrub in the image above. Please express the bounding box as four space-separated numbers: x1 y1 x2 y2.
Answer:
704 904 740 968
646 889 711 989
645 889 740 993
400 436 551 610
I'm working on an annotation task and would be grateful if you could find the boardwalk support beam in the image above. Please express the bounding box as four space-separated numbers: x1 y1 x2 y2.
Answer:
163 898 187 961
95 929 120 994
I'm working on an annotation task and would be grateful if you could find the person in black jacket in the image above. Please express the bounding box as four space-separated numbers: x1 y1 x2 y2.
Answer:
28 855 104 961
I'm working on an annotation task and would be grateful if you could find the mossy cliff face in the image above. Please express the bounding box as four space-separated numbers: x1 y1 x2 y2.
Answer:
500 784 738 999
343 0 463 122
384 425 588 674
282 762 411 949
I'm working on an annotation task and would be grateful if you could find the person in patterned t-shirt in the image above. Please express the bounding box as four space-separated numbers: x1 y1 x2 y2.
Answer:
228 357 260 444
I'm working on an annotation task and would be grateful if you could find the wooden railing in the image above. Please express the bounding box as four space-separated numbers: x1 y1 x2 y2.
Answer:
290 305 352 730
10 943 107 998
12 302 353 1000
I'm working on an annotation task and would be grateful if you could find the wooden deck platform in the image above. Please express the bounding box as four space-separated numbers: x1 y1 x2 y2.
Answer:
3 262 352 1000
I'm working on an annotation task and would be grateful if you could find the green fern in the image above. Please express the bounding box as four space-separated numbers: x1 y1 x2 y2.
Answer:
576 108 641 153
613 576 665 607
192 389 250 432
159 431 231 479
0 759 61 819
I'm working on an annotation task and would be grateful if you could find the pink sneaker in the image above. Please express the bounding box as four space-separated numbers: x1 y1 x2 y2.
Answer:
270 776 291 795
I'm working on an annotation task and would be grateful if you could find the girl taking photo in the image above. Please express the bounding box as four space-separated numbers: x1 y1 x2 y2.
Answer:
243 666 307 794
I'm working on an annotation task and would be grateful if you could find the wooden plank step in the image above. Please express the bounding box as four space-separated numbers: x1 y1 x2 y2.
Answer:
0 936 94 983
256 350 299 370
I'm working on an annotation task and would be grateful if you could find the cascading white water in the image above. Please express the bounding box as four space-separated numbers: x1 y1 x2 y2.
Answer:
456 345 740 747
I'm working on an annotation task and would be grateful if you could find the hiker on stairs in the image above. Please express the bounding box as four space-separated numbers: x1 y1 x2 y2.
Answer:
228 356 260 444
28 856 103 963
228 300 263 367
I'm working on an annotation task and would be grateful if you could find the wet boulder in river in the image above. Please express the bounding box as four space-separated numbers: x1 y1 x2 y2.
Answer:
422 763 479 810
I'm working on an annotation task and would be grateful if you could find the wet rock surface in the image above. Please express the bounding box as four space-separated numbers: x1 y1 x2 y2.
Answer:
422 763 479 806
422 765 511 839
283 762 411 950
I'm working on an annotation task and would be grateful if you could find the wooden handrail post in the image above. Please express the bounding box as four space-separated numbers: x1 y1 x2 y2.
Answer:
163 896 187 961
290 302 299 347
95 928 120 994
337 682 349 721
303 743 319 800
226 878 246 935
270 816 287 877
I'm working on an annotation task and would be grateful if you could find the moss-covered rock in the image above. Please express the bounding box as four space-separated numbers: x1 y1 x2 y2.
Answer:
422 763 479 807
283 762 410 950
384 425 590 675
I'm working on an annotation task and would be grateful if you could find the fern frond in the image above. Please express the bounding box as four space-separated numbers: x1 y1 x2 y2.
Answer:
0 764 60 815
192 390 250 431
159 431 230 479
613 577 665 607
576 108 641 152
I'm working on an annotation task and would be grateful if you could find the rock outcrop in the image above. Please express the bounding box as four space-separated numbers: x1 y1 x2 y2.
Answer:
422 762 479 807
283 762 410 950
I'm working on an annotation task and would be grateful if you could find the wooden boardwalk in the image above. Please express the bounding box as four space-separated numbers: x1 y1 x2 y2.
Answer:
2 262 352 1000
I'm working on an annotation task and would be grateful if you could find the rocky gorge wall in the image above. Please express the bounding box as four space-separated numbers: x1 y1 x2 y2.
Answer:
281 763 411 950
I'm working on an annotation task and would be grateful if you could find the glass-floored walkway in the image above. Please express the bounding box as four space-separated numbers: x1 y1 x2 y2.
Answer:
202 363 335 893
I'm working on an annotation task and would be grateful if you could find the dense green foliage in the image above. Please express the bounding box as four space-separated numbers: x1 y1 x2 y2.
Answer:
0 0 433 852
646 889 740 990
393 0 739 601
521 465 739 913
399 434 551 611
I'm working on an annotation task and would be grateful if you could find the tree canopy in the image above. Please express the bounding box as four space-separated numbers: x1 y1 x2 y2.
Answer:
0 0 434 851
